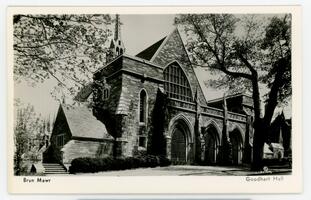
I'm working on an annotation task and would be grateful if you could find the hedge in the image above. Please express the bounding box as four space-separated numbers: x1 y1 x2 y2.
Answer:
69 155 171 174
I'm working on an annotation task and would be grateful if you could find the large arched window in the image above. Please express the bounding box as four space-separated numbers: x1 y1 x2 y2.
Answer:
163 62 192 102
139 89 147 123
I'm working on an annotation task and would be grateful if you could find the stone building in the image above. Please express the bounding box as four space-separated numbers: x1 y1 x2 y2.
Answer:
267 111 292 158
44 15 254 167
43 105 114 169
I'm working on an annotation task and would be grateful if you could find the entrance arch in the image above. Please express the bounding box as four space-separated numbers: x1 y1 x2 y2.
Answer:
203 125 220 165
171 125 187 164
169 115 193 165
229 128 243 165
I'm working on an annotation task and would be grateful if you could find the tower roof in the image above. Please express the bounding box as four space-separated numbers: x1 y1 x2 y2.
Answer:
114 14 122 41
106 14 125 63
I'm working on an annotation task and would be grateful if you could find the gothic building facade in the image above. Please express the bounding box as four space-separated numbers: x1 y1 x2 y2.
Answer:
44 15 255 168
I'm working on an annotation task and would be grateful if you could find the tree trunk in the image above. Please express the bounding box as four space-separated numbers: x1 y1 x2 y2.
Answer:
250 61 286 170
251 119 266 171
264 58 287 127
250 74 266 171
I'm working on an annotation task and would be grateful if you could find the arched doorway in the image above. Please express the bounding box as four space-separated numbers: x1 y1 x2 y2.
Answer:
204 126 219 165
229 129 243 165
170 118 192 165
171 125 187 164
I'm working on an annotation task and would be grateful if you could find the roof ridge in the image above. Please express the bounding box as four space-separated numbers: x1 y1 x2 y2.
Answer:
208 92 252 103
150 27 177 62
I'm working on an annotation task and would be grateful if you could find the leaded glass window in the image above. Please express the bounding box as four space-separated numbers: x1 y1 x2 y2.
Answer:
163 63 192 102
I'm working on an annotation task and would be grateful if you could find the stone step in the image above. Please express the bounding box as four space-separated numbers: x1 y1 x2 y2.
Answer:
45 172 68 175
45 171 68 174
45 169 67 172
42 163 68 175
45 174 69 176
43 166 66 169
44 169 66 172
44 168 66 171
45 169 66 172
43 163 65 167
43 163 62 166
44 167 66 170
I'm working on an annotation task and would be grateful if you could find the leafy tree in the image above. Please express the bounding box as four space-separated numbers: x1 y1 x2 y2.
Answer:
14 108 28 175
175 14 291 170
13 14 112 99
14 102 47 175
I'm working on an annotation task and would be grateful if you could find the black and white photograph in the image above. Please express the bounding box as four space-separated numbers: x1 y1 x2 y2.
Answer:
7 6 302 194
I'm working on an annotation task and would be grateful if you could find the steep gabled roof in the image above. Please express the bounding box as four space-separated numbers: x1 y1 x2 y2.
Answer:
135 36 166 60
61 105 112 140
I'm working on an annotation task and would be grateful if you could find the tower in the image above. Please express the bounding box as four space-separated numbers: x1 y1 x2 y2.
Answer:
106 14 125 63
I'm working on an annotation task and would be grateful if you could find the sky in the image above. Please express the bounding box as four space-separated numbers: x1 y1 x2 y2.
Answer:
14 14 290 119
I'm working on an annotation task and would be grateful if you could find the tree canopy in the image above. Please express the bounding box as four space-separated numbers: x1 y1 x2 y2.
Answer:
175 14 291 117
13 14 112 99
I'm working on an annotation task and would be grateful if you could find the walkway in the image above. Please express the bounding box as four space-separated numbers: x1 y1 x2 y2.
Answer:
75 165 291 176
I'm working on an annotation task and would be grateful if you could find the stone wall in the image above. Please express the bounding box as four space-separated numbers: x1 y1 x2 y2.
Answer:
167 108 197 134
93 73 122 115
93 56 166 157
121 72 163 156
93 73 123 139
61 139 114 167
123 57 163 81
200 115 224 142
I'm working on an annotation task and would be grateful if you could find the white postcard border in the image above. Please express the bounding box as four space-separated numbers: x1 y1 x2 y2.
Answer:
7 5 302 194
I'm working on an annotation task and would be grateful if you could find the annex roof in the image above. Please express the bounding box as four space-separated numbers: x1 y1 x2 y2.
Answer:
61 105 112 140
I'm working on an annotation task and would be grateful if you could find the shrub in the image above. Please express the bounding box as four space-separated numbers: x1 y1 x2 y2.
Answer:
146 155 159 168
69 155 171 174
158 155 171 167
